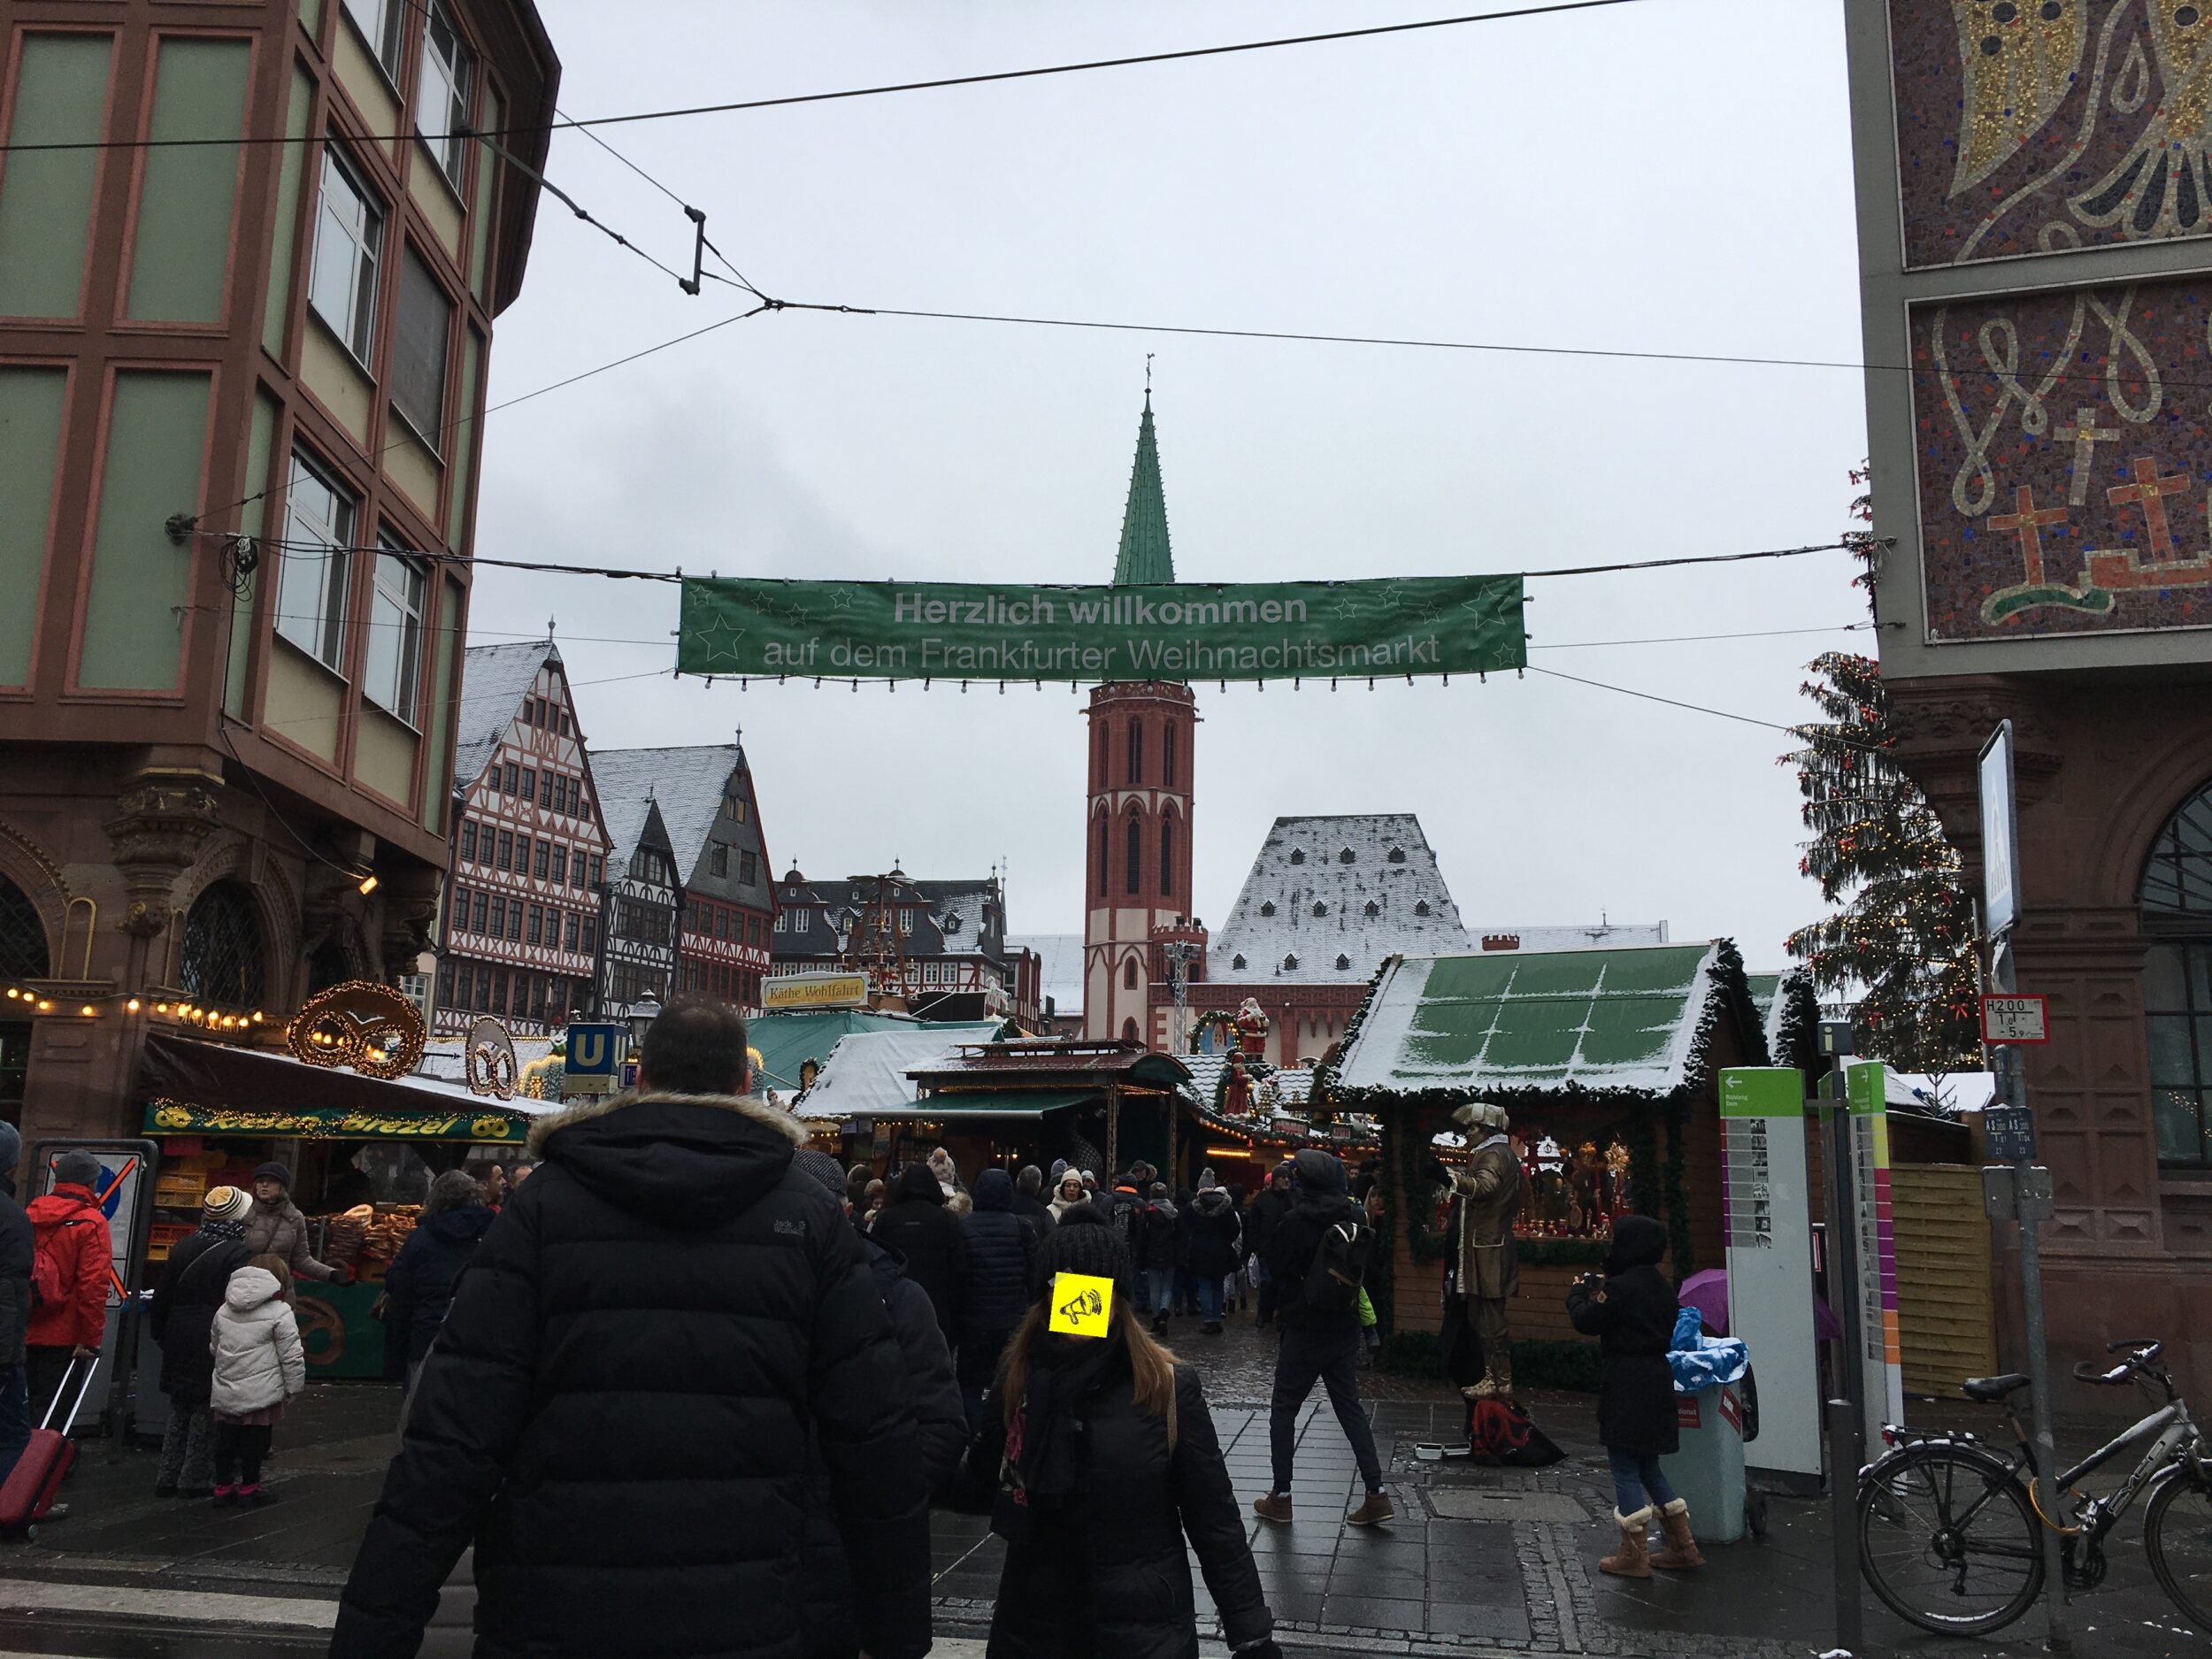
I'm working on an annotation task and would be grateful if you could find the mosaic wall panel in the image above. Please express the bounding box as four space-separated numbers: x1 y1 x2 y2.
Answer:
1892 0 2212 267
1912 275 2212 639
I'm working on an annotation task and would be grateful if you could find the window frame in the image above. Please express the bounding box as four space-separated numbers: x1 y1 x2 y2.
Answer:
362 536 426 724
388 244 457 450
341 0 406 82
307 146 383 364
275 450 357 675
415 0 475 188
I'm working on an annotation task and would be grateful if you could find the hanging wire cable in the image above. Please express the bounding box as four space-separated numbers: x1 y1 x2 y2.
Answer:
0 2 1646 155
1527 664 1806 735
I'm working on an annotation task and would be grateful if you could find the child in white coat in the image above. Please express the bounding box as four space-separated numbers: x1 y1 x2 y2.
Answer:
207 1254 306 1506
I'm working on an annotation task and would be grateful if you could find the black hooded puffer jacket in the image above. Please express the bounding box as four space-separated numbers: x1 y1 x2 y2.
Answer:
1181 1188 1242 1281
328 1092 932 1659
1566 1213 1679 1460
869 1162 967 1340
799 1234 967 1658
959 1169 1041 1347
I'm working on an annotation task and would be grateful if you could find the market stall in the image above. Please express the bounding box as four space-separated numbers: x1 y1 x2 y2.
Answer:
1322 941 1767 1371
135 1022 547 1383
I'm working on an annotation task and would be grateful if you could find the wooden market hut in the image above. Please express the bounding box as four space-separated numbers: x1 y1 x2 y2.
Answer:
1321 940 1768 1365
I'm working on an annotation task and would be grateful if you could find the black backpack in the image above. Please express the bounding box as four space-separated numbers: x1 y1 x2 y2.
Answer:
1302 1215 1372 1313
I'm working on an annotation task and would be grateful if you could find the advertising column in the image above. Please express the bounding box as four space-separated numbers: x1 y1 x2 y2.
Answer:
1847 1060 1904 1447
1718 1067 1821 1481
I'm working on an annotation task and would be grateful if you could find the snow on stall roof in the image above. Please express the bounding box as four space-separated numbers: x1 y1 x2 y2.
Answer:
589 745 740 874
1463 921 1670 953
1012 934 1085 1014
795 1025 1001 1121
452 640 555 791
1334 943 1723 1095
1210 815 1471 984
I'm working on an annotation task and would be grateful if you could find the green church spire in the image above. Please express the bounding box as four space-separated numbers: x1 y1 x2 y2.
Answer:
1111 390 1175 586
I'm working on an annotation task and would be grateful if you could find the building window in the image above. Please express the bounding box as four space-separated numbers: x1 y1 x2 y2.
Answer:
179 881 265 1009
488 895 506 938
1259 902 1276 918
1164 722 1178 788
1159 818 1174 897
589 855 603 887
2142 781 2212 1165
1340 848 1356 864
341 0 404 77
740 849 757 885
1336 954 1351 971
416 0 473 184
1365 901 1379 918
1125 816 1141 895
460 820 477 862
898 909 915 934
564 912 579 950
1313 902 1328 918
495 830 512 871
1097 818 1109 896
391 249 454 443
364 541 425 722
774 911 787 932
1094 720 1107 788
534 841 549 879
1288 849 1305 865
580 915 597 952
1122 1018 1139 1044
515 833 530 872
1414 900 1432 917
503 762 518 795
1283 954 1299 971
527 905 543 946
1387 847 1406 864
1127 718 1143 786
1232 955 1247 971
538 772 554 809
710 843 728 878
508 902 523 941
1124 957 1138 990
471 890 488 934
308 149 381 359
277 452 353 672
550 846 567 884
518 768 535 803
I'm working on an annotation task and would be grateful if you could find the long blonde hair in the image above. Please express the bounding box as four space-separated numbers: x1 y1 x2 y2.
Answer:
995 1287 1181 1450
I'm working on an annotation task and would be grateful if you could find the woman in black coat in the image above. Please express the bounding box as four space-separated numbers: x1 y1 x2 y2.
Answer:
1565 1213 1701 1577
968 1209 1277 1659
956 1169 1041 1425
1180 1176 1241 1335
149 1186 254 1496
869 1162 967 1342
380 1170 496 1388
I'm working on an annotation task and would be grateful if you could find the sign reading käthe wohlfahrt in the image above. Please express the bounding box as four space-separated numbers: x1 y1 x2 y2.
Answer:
677 576 1526 683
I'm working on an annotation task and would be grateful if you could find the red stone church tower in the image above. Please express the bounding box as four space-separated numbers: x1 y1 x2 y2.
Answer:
1084 393 1198 1047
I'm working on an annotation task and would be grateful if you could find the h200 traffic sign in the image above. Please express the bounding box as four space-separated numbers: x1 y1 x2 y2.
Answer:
1980 995 2049 1046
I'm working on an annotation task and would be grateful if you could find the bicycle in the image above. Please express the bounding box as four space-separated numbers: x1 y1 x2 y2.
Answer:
1856 1339 2212 1637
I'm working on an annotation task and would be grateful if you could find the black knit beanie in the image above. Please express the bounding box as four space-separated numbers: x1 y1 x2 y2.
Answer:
792 1148 848 1202
1036 1204 1133 1298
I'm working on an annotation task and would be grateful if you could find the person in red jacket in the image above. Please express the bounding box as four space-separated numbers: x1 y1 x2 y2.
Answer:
25 1151 111 1425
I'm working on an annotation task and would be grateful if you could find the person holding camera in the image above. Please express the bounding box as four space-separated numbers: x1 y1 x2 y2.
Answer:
1565 1213 1703 1577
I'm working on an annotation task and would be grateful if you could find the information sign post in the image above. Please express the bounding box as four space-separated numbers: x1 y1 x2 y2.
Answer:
1717 1067 1821 1482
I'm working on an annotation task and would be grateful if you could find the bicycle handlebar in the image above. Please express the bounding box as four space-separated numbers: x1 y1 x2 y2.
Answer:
2108 1338 2164 1361
2075 1359 2134 1386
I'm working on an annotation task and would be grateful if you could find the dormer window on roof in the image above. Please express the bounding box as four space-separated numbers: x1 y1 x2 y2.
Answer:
1259 902 1276 918
945 913 963 933
1312 902 1327 918
1232 954 1247 970
1288 849 1305 865
1364 901 1379 918
1336 954 1351 971
1339 849 1356 864
1283 953 1299 970
1414 900 1432 917
1387 848 1406 864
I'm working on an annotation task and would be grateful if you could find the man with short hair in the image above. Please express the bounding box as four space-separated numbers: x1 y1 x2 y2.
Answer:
461 1158 507 1211
1010 1164 1056 1234
1255 1150 1392 1529
332 999 932 1659
1247 1162 1295 1329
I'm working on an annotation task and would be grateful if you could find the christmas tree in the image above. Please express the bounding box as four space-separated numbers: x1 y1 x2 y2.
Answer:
1784 652 1979 1071
1784 467 1979 1073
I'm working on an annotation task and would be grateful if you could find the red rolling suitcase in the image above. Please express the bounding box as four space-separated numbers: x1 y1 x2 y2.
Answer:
0 1356 96 1535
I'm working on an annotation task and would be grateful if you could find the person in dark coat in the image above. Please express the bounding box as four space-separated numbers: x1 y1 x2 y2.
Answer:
869 1161 967 1343
790 1149 965 1659
1255 1150 1391 1527
1247 1163 1294 1328
0 1123 32 1480
148 1184 254 1497
1566 1213 1699 1577
329 999 932 1659
379 1171 495 1391
967 1208 1279 1659
956 1168 1042 1425
1181 1171 1242 1335
1134 1184 1179 1333
1010 1164 1056 1234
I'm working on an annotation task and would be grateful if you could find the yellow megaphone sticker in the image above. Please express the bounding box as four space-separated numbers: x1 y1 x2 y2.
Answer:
1048 1271 1115 1338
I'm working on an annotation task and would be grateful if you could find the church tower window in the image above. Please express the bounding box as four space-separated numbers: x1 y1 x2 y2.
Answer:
1160 818 1175 897
1164 723 1178 787
1125 816 1141 895
1127 718 1143 786
1124 957 1139 990
1097 818 1110 896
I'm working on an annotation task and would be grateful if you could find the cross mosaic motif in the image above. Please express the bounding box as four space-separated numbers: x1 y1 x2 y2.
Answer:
1988 487 2069 588
2106 456 2193 565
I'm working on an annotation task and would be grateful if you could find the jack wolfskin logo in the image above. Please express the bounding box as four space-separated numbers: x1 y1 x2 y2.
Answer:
773 1218 806 1238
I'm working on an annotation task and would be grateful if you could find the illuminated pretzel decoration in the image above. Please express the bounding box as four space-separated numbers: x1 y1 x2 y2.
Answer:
286 980 426 1080
466 1016 519 1100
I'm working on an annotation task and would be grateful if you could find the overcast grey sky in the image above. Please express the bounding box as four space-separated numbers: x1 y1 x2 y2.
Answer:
467 0 1866 970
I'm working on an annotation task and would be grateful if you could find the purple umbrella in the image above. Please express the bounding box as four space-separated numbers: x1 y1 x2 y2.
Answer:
1678 1267 1843 1341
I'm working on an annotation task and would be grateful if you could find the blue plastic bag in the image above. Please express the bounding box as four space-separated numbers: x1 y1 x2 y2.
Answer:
1668 1305 1750 1393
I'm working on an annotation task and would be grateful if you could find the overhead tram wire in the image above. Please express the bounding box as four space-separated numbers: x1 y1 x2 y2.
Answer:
0 2 1647 156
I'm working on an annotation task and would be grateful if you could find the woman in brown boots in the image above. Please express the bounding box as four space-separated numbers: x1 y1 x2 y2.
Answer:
1565 1215 1704 1577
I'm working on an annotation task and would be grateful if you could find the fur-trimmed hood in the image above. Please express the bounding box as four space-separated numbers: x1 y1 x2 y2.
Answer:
528 1090 804 1231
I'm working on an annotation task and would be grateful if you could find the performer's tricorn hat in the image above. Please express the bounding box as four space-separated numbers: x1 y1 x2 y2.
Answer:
1452 1099 1510 1133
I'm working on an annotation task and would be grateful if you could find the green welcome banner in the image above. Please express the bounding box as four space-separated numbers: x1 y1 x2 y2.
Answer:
677 574 1525 682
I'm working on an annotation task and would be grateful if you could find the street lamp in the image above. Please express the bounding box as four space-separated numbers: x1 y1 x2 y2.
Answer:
626 995 662 1053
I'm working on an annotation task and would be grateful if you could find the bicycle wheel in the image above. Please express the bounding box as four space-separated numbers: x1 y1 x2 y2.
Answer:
2145 1472 2212 1632
1858 1444 2046 1636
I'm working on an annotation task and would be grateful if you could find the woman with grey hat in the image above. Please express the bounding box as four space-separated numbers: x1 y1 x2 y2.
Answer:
148 1186 256 1496
965 1207 1278 1659
241 1164 346 1285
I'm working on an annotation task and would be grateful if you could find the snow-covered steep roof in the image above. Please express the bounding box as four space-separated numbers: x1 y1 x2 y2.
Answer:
451 640 555 791
1210 815 1470 985
588 745 740 876
1012 934 1084 1016
1334 943 1727 1097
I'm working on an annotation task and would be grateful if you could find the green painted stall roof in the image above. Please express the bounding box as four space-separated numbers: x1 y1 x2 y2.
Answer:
1111 392 1175 586
749 1010 998 1094
1333 943 1725 1097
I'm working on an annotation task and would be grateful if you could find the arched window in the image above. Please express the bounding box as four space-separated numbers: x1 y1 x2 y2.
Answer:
1094 719 1107 789
1164 722 1178 788
0 875 49 981
1125 814 1142 895
307 941 350 995
1121 1017 1140 1044
180 879 265 1010
2141 781 2212 1165
1127 718 1143 786
1097 816 1110 896
1124 957 1139 990
1159 817 1175 897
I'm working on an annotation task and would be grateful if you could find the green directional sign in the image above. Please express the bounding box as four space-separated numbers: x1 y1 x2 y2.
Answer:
676 574 1526 682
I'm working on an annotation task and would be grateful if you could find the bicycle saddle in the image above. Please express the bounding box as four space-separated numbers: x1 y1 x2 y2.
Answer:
1962 1372 2031 1401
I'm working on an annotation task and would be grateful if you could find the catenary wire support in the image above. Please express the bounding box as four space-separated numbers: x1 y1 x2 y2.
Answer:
682 207 707 296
